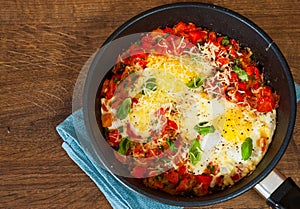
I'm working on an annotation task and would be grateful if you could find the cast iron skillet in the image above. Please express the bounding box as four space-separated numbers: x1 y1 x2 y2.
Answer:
82 2 298 207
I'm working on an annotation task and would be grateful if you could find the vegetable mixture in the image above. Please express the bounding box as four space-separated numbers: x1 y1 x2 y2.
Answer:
99 22 279 196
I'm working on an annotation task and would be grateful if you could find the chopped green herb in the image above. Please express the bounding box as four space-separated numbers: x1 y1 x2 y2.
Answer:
189 138 202 165
194 122 215 135
166 138 177 152
233 58 241 67
116 98 132 120
221 36 229 46
232 66 249 81
186 77 203 88
113 78 119 83
118 137 130 155
164 33 170 38
207 164 215 174
146 137 152 142
120 62 126 71
135 40 141 45
156 37 163 43
145 77 157 91
241 137 253 160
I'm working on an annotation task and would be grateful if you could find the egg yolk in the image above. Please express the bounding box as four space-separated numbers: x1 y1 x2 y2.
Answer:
215 108 252 143
147 55 199 84
129 90 170 133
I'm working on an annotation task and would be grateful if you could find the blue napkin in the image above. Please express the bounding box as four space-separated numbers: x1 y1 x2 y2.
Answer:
56 83 300 209
295 83 300 102
56 110 181 209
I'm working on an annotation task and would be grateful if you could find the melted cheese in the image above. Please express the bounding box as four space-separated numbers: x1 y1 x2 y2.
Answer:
102 36 277 188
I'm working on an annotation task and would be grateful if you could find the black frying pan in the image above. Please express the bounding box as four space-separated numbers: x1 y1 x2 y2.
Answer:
81 2 299 208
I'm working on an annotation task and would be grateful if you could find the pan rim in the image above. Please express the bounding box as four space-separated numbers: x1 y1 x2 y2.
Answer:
82 2 297 207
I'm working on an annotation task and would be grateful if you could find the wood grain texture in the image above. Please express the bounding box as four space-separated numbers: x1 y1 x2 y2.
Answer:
0 0 299 208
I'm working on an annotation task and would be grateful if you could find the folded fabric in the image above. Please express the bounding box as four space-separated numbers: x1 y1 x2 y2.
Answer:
295 82 300 102
56 110 181 209
56 83 300 209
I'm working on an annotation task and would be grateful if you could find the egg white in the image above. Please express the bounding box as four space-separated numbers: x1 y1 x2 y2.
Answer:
105 53 277 187
187 100 276 180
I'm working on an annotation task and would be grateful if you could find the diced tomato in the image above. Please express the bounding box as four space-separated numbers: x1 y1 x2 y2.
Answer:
188 31 207 44
108 129 121 147
229 47 238 59
162 119 178 136
129 53 148 68
131 97 138 106
235 92 244 102
253 67 261 79
141 35 155 47
261 138 267 152
151 28 164 33
214 176 224 186
101 103 108 112
208 31 216 42
231 173 240 181
231 166 243 181
163 27 174 34
146 147 162 157
230 39 240 50
101 79 110 96
245 89 253 97
194 175 213 189
229 71 239 82
120 66 131 80
252 81 261 90
217 57 230 66
186 22 198 32
106 77 118 99
165 171 179 185
256 137 268 152
132 53 148 60
136 59 147 68
259 86 273 97
167 119 178 130
122 57 131 66
133 147 143 157
101 113 113 128
217 36 223 44
131 166 146 178
256 96 274 112
245 66 254 77
256 87 277 112
178 165 187 175
153 180 164 189
238 82 247 91
173 21 188 33
176 177 190 192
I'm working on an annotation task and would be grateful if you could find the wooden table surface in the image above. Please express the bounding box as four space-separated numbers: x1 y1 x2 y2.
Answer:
1 0 299 208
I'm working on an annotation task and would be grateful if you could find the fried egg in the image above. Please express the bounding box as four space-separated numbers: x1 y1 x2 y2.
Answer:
188 100 276 179
103 52 277 187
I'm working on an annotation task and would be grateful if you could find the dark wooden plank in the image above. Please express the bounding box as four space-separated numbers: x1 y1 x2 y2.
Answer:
0 0 299 208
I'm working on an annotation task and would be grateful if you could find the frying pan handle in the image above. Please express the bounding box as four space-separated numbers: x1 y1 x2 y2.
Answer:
254 168 300 209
